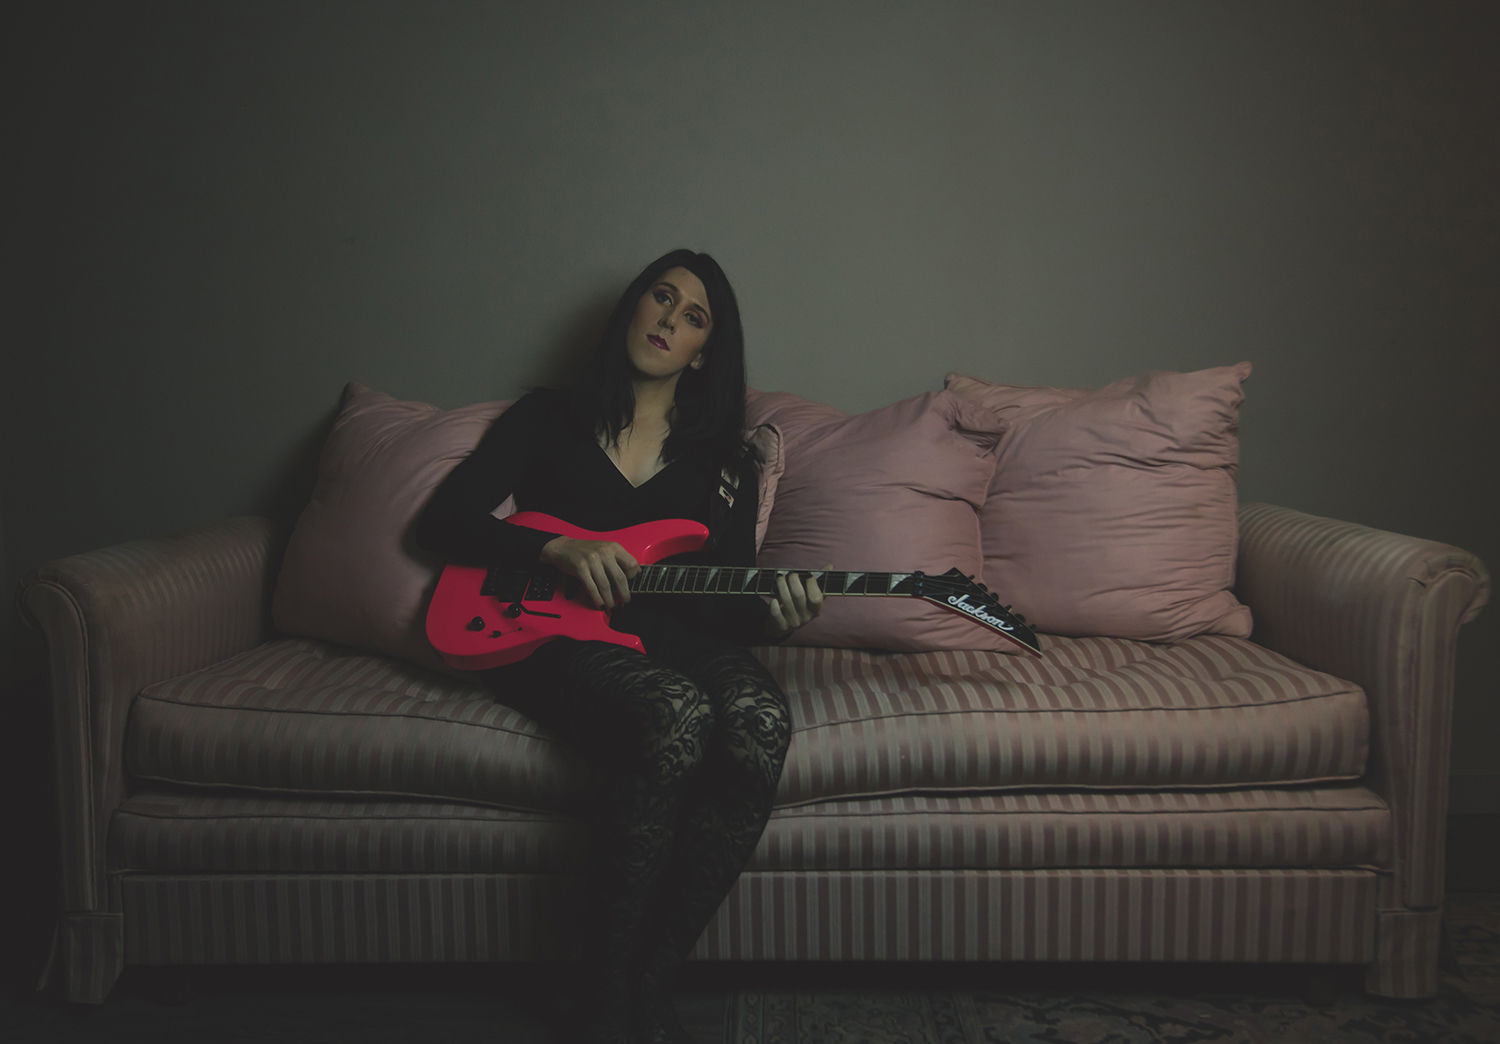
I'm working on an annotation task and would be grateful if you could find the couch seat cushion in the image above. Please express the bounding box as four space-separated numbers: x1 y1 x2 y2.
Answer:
763 635 1368 806
125 639 598 813
748 786 1388 870
110 786 1388 874
126 634 1367 812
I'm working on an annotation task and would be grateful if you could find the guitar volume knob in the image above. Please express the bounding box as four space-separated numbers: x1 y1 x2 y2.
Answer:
466 616 485 631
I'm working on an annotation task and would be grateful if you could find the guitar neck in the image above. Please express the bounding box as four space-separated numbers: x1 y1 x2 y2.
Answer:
631 565 910 597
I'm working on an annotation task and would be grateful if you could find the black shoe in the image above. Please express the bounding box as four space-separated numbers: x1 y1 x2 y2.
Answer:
633 985 696 1044
557 984 638 1044
557 1011 638 1044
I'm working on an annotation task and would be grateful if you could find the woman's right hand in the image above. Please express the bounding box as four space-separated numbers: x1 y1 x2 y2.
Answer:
539 536 640 609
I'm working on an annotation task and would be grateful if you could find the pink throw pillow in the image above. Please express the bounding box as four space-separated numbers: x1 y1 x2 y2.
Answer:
944 364 1254 642
273 383 513 670
746 389 1015 652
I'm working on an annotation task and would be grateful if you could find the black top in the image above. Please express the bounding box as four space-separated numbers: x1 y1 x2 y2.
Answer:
414 388 771 648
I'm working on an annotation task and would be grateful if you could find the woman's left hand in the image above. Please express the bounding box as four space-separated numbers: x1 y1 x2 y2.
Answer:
765 566 829 639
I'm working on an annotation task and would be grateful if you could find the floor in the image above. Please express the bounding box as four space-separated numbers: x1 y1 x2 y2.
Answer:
2 932 1494 1044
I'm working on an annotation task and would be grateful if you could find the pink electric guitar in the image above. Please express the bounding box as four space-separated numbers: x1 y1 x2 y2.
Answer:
425 511 1042 669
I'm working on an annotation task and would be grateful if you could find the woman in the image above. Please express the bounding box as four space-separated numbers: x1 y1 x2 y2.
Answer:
415 249 823 1044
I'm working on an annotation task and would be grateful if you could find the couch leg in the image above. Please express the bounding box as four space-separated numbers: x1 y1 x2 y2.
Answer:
55 912 125 1005
1365 908 1442 999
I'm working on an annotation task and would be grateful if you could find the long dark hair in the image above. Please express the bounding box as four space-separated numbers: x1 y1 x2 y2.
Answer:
572 248 758 481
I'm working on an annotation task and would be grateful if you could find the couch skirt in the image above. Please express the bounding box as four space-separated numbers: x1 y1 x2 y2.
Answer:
111 868 1400 976
95 782 1411 1002
115 868 1381 966
54 865 1432 1004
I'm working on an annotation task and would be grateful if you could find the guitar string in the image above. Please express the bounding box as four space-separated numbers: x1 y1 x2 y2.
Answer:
631 567 919 595
615 566 1028 636
626 565 980 598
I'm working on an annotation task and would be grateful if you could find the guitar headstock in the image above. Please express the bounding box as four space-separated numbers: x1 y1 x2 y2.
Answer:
892 568 1042 656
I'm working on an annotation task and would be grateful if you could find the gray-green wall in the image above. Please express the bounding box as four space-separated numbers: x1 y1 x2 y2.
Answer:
7 1 1497 805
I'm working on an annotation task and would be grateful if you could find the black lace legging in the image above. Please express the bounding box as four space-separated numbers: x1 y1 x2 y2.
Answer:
481 624 790 1043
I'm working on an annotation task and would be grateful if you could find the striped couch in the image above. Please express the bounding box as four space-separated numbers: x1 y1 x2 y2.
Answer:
21 502 1488 1003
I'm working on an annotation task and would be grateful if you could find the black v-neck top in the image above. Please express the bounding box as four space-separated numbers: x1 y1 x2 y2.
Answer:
414 388 770 647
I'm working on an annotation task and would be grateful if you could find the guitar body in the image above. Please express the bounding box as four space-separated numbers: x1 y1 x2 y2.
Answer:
426 511 710 670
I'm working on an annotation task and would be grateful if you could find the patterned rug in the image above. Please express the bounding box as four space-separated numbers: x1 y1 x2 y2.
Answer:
726 894 1500 1044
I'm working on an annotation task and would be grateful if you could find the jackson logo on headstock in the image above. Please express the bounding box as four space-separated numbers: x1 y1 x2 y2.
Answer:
947 593 1015 632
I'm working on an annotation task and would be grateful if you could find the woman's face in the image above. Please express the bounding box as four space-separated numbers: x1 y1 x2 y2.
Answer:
625 266 713 383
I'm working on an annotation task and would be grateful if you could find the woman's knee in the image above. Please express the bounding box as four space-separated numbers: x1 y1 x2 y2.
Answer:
619 672 715 784
710 689 791 790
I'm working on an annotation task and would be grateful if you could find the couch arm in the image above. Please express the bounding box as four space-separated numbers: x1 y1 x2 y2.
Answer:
1235 502 1489 910
18 516 280 917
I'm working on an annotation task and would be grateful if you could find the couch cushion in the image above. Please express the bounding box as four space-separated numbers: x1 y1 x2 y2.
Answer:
945 366 1253 643
745 389 1013 653
110 785 1388 874
126 634 1367 812
271 383 515 672
125 639 598 813
749 786 1388 870
111 792 587 874
763 636 1367 805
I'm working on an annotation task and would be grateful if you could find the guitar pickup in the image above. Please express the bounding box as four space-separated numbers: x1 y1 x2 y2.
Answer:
481 569 529 602
524 575 557 601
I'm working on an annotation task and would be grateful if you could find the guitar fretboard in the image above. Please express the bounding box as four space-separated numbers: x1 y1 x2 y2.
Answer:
631 566 911 597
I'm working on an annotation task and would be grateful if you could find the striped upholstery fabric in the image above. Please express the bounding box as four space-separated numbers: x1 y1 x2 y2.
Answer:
751 788 1389 870
695 869 1379 963
126 633 1368 811
110 793 589 874
116 868 1377 966
763 636 1367 803
125 639 598 813
52 913 125 1011
1237 502 1491 911
110 785 1388 874
120 874 586 965
21 517 277 918
1368 908 1442 999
